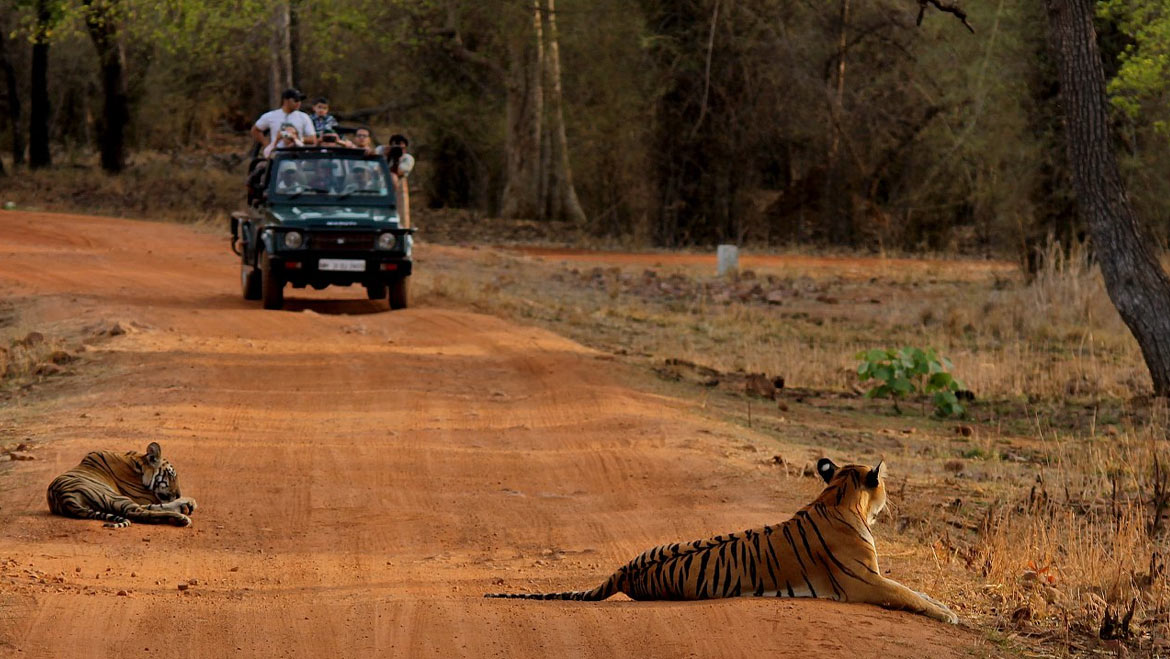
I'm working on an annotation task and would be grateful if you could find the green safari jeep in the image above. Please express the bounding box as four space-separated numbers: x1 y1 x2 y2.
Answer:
231 146 415 310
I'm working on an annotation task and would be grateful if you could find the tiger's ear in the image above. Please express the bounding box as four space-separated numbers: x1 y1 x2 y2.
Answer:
145 442 162 467
816 458 838 484
865 460 884 489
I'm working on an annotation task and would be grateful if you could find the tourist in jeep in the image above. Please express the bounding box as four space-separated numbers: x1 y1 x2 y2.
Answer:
352 127 375 154
252 88 317 157
274 164 305 193
311 97 338 136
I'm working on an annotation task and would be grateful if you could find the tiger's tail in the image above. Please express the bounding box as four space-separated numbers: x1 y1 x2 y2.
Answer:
484 570 624 601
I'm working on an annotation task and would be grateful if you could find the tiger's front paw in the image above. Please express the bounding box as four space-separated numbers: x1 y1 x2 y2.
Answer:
917 591 959 624
175 497 197 515
170 513 192 527
934 603 959 625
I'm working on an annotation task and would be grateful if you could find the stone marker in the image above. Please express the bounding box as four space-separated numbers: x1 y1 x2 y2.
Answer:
717 244 739 276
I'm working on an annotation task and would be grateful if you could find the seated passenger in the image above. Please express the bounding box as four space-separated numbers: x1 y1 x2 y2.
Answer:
275 166 304 193
307 165 338 193
347 165 382 193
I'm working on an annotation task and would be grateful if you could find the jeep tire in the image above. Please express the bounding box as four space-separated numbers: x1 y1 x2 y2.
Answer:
261 253 284 310
241 258 262 300
388 277 409 310
366 283 386 300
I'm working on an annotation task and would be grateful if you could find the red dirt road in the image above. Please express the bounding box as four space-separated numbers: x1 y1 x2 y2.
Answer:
0 212 990 657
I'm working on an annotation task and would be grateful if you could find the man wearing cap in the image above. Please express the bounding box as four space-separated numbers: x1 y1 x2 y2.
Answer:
251 88 317 157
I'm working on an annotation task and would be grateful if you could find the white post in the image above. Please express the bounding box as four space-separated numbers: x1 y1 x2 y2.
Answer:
717 244 739 276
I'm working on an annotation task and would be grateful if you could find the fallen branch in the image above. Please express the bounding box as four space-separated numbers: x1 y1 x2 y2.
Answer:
916 0 974 33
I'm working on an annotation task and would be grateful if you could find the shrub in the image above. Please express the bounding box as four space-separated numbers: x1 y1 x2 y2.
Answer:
855 346 965 417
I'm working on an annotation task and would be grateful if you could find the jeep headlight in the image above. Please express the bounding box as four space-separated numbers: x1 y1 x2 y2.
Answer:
283 231 304 249
377 233 396 249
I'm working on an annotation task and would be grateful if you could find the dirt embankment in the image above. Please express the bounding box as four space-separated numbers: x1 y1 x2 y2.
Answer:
0 211 992 657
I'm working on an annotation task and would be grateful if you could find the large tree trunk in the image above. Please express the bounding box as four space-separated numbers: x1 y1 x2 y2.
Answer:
541 0 586 224
83 0 129 173
29 0 52 169
0 23 21 170
500 0 544 219
1046 0 1170 397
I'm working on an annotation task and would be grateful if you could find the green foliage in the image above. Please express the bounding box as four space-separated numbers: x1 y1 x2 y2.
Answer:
855 346 965 418
1099 0 1170 132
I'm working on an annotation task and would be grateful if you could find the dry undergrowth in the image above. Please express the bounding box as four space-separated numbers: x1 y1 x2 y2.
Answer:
1 152 239 225
416 239 1169 655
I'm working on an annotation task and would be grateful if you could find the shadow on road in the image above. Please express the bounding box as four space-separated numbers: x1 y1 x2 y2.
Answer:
279 297 389 315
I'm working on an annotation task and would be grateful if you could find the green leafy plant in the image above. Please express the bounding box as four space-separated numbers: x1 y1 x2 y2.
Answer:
855 347 966 417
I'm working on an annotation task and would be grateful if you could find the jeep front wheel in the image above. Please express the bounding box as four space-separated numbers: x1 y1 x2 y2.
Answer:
260 253 284 310
241 258 261 300
388 277 409 310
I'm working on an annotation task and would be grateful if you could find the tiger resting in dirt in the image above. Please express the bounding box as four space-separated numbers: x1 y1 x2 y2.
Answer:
47 442 197 528
485 458 958 624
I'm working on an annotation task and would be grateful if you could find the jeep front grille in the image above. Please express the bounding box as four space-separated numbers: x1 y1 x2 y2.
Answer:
307 232 378 251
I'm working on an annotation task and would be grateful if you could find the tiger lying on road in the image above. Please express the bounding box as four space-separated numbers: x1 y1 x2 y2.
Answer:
47 442 197 528
485 457 958 624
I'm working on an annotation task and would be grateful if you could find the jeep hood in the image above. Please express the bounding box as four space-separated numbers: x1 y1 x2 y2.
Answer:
269 206 400 228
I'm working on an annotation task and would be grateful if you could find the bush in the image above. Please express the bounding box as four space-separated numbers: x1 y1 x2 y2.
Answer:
855 346 965 417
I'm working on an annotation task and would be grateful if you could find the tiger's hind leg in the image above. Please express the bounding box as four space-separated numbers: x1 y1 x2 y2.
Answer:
51 493 133 528
856 577 959 624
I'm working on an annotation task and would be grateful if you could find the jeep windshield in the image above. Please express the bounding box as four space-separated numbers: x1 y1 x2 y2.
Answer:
269 157 393 202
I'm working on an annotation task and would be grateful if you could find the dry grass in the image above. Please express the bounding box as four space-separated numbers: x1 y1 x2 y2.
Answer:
2 152 241 225
419 238 1148 405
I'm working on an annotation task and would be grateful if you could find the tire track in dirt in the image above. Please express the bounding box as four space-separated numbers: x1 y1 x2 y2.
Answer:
0 211 993 657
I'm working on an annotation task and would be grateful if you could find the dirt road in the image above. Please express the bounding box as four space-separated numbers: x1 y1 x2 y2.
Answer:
0 212 989 657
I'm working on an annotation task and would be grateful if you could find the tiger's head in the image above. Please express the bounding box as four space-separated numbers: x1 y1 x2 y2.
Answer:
815 458 887 525
139 442 182 503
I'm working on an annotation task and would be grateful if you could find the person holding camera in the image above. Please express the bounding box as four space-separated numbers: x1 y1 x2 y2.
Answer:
272 123 304 151
319 130 354 148
251 88 317 158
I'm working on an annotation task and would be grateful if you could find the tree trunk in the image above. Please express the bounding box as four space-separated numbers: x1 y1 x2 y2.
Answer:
29 0 52 169
500 0 544 219
1045 0 1170 397
541 0 587 224
83 0 129 173
268 2 292 107
289 0 301 87
0 23 21 169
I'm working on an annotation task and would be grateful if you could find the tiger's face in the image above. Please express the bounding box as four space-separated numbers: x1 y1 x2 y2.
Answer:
141 442 182 503
816 458 886 524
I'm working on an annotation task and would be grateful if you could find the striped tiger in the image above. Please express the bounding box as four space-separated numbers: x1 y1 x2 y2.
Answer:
47 442 197 528
485 458 958 624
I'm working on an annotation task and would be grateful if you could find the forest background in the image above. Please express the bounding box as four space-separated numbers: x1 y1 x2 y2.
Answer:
0 0 1168 258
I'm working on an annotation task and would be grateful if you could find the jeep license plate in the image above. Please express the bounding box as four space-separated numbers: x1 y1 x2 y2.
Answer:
319 259 366 272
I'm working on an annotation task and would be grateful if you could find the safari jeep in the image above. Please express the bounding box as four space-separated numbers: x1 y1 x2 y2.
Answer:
231 146 414 310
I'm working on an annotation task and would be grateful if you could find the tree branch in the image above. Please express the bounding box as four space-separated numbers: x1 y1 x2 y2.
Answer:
916 0 974 33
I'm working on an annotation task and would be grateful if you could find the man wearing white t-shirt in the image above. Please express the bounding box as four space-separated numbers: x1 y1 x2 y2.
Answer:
251 88 317 157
